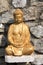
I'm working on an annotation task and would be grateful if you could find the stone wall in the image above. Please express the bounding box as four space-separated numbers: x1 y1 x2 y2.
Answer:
0 0 43 65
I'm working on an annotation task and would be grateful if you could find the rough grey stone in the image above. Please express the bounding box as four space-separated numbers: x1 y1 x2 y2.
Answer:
34 6 41 20
40 13 43 19
2 11 13 23
0 16 2 23
0 0 9 13
7 0 12 4
22 6 39 21
30 25 43 38
31 0 43 7
36 2 43 7
31 0 38 6
12 0 26 8
26 22 38 28
32 55 43 65
27 0 30 7
31 38 43 53
41 21 43 26
0 24 4 32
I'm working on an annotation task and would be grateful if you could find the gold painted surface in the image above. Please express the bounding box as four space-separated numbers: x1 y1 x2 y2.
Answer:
5 9 34 56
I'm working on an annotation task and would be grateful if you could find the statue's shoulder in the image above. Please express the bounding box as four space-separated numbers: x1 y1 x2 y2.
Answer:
23 23 29 30
9 24 14 28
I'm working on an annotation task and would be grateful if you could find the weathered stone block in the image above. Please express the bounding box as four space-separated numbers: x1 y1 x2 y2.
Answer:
30 25 43 38
40 13 43 19
31 38 43 53
41 21 43 26
0 0 9 14
26 22 38 28
31 0 38 6
36 2 43 7
22 6 39 21
2 11 13 23
32 55 43 65
12 0 26 8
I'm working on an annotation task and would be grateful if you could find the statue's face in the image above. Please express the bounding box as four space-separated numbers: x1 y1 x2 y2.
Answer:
15 14 23 23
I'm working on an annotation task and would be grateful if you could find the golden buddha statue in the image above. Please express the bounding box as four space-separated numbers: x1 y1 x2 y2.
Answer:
5 9 34 56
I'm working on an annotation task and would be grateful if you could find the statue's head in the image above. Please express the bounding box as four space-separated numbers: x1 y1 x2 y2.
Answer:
13 9 23 23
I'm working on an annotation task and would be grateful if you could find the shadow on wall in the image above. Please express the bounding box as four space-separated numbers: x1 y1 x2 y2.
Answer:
38 0 43 2
1 34 7 48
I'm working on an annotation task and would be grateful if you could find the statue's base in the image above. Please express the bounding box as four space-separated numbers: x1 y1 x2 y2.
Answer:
5 55 34 63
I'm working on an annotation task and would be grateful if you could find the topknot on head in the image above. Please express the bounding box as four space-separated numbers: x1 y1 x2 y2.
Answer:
13 9 23 16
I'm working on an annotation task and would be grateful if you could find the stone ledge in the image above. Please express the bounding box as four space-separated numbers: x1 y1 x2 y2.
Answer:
5 54 34 63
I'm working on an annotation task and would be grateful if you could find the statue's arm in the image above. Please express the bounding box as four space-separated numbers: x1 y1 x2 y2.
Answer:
8 24 14 44
25 25 30 42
